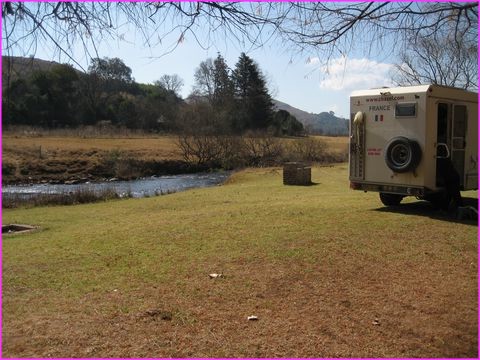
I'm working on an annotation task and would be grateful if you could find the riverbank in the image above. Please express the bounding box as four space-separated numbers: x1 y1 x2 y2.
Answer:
2 165 477 357
2 135 196 184
2 156 211 185
2 134 348 185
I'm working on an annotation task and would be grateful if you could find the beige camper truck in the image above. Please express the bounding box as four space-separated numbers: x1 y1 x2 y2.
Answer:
349 84 478 207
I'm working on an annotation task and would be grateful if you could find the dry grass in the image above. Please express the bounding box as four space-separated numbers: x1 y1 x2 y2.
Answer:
2 165 477 358
2 135 182 161
2 134 347 162
313 135 349 153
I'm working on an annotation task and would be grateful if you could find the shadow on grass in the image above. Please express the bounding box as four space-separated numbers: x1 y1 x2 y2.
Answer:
283 182 320 186
373 197 478 226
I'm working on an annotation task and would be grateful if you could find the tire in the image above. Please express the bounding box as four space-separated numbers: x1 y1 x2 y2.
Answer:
379 192 403 206
385 136 422 173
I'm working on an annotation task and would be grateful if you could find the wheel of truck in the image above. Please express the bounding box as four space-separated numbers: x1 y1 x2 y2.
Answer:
384 137 422 173
379 192 404 206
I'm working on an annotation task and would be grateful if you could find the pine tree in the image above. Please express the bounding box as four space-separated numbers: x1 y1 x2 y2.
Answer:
231 53 274 132
212 53 234 107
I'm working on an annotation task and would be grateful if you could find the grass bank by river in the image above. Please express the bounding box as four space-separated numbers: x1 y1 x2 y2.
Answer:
2 165 477 358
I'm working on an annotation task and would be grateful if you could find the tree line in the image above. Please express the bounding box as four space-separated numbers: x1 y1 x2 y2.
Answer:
2 53 304 137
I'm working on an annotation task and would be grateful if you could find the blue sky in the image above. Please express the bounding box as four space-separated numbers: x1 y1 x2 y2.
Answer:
4 8 398 119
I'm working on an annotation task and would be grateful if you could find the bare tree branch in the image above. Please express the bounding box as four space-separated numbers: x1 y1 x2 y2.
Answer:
2 2 477 72
391 32 478 90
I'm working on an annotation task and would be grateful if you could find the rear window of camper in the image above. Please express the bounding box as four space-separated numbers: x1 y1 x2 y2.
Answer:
395 103 416 118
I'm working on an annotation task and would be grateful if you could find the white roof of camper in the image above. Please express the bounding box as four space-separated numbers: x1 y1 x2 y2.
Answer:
350 85 430 97
350 84 477 101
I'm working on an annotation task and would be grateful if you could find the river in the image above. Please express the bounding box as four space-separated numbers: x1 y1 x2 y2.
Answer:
2 171 231 200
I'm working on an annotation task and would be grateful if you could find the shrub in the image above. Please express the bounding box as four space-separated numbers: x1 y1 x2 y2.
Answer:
176 132 346 170
177 134 224 167
241 131 284 166
2 163 16 176
287 137 328 162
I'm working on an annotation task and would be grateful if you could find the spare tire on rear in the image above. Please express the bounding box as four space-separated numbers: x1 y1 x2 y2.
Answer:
384 136 422 173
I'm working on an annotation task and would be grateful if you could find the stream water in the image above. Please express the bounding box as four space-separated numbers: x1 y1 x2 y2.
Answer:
2 172 231 200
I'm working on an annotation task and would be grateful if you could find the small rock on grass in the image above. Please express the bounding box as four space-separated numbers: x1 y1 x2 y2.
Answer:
208 273 223 279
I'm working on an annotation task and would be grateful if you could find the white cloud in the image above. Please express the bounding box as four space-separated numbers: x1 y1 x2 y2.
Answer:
318 56 394 91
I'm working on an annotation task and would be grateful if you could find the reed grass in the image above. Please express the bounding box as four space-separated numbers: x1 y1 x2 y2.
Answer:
2 187 123 208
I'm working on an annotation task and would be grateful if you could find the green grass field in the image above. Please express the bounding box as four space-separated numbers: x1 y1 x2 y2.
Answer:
2 165 477 357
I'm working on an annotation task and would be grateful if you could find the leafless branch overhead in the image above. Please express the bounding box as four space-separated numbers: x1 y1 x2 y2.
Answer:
2 2 477 65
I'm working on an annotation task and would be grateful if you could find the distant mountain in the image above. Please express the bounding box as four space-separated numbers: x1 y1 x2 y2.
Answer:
273 99 349 136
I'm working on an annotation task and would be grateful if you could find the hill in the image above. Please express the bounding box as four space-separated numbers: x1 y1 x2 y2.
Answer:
273 99 349 136
2 56 80 85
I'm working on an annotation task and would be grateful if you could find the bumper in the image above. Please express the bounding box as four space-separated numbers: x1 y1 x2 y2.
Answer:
349 181 430 197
